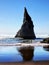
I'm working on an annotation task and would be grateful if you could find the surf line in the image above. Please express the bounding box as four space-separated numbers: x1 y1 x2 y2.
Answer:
0 43 49 47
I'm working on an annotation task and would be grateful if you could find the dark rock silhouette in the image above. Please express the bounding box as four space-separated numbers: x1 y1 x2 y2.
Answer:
18 46 34 61
15 7 36 39
17 40 34 61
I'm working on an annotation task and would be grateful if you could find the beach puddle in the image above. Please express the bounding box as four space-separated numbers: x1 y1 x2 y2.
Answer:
0 38 49 62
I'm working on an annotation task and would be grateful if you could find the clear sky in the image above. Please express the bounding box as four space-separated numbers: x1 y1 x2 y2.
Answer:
0 0 49 36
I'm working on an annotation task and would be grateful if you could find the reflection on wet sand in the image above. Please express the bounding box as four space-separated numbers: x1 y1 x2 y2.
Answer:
19 46 34 61
18 39 34 61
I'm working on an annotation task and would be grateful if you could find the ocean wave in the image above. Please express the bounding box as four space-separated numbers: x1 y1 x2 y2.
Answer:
0 34 15 39
0 34 49 39
36 34 49 38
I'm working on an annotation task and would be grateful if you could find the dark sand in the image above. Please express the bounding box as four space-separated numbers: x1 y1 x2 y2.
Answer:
0 61 49 65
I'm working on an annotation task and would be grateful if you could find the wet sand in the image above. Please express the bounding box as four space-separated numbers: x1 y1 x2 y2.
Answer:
0 61 49 65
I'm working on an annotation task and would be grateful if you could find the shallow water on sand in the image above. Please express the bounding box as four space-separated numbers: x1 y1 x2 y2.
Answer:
0 38 49 62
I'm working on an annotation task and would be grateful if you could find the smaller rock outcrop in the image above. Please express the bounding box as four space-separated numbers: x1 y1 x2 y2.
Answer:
41 38 49 43
15 7 36 39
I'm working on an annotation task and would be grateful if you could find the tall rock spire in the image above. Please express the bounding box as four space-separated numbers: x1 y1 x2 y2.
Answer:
24 7 29 20
23 7 34 28
15 7 36 39
23 7 31 22
24 7 30 18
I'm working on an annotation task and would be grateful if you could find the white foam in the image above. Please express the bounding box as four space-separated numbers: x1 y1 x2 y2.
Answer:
0 34 15 39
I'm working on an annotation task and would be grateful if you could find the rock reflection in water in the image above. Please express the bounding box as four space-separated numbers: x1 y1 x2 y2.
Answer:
18 46 34 61
41 38 49 51
43 46 49 51
18 39 34 61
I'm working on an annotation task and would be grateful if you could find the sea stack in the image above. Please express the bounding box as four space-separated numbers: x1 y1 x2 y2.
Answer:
15 7 36 39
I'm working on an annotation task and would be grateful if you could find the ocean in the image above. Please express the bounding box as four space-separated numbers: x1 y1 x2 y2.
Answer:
0 37 49 62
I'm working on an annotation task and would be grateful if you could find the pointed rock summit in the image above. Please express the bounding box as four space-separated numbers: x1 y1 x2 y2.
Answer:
15 7 36 39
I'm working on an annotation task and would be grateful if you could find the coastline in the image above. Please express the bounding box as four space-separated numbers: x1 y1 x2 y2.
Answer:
0 61 49 65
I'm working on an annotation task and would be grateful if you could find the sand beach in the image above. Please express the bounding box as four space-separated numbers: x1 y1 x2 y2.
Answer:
0 61 49 65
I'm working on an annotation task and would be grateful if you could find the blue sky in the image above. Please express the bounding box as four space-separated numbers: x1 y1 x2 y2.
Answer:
0 0 49 36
